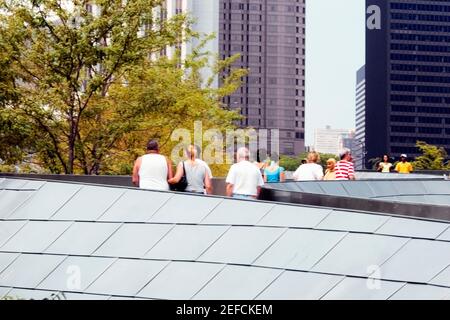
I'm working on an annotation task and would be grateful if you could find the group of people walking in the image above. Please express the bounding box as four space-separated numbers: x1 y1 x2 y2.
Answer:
132 140 280 199
132 140 419 202
132 140 213 195
292 149 356 181
132 139 361 200
132 140 269 199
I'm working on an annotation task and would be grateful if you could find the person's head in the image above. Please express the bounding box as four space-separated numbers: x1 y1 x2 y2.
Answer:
326 158 336 171
383 155 390 162
256 149 268 163
301 159 307 165
269 151 280 164
146 140 159 153
237 147 250 162
185 144 199 161
307 152 320 164
269 160 279 168
400 154 408 162
339 148 352 161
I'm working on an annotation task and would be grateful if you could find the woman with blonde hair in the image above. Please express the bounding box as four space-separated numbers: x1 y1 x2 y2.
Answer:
293 151 324 181
324 158 337 181
169 145 212 195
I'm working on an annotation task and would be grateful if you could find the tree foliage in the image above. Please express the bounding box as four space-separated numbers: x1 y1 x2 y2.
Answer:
0 0 245 175
280 152 339 171
0 109 35 164
413 141 450 170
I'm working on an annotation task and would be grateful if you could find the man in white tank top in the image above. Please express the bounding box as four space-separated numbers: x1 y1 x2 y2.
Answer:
132 140 173 191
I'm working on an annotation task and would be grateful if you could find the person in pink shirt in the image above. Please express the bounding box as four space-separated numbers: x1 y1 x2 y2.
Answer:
334 149 356 181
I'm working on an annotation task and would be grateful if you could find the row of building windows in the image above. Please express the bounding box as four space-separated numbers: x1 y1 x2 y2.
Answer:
391 2 450 13
391 95 416 102
391 53 450 63
222 44 305 55
228 55 307 67
224 13 305 25
391 105 416 113
390 146 420 155
391 43 450 53
392 12 450 23
391 22 450 33
391 115 416 123
225 3 305 12
391 136 450 145
391 95 450 105
392 33 450 43
391 126 450 135
392 85 450 94
228 96 305 107
392 64 450 73
392 105 450 114
391 126 416 133
240 108 305 119
391 74 450 84
391 115 449 124
222 24 306 35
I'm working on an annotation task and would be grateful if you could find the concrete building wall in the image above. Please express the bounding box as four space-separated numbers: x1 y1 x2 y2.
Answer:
219 0 306 156
162 0 307 156
186 0 220 87
163 0 219 87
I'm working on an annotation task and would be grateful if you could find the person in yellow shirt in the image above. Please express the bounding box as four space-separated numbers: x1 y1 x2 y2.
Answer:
395 154 414 174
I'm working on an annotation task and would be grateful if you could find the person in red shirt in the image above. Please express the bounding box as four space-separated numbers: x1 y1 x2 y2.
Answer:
334 149 356 181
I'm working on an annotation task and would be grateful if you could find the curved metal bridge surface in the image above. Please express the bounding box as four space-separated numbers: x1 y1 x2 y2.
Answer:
0 177 450 300
260 179 450 222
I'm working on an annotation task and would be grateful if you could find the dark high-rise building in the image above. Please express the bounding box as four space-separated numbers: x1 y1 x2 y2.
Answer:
366 0 450 166
220 0 306 156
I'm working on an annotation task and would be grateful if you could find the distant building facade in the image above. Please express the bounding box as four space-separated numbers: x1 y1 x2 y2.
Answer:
163 0 307 156
366 0 450 165
339 131 357 156
219 0 306 156
314 127 355 156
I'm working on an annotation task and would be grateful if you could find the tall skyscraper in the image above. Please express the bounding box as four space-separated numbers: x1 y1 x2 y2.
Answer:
165 1 306 156
355 65 366 169
164 0 219 86
219 0 306 156
366 0 450 165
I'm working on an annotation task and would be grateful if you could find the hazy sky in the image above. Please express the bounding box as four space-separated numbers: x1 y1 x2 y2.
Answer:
305 0 366 146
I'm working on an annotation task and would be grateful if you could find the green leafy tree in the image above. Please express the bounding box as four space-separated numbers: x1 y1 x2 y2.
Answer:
0 109 35 165
279 155 302 172
0 0 245 175
95 52 245 175
280 152 339 171
413 141 450 170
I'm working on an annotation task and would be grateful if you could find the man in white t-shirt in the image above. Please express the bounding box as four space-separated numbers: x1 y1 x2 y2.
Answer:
293 152 324 181
226 147 264 199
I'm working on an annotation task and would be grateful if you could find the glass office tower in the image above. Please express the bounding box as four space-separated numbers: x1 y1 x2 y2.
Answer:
366 0 450 166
